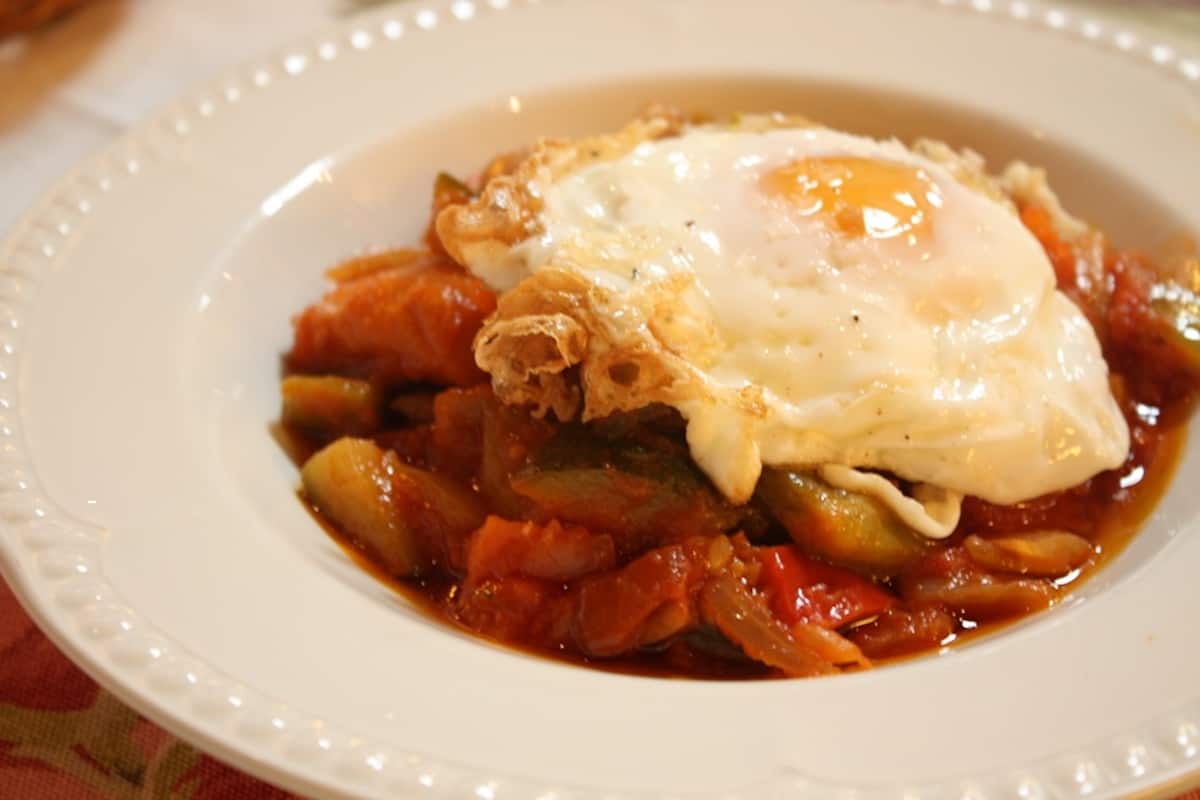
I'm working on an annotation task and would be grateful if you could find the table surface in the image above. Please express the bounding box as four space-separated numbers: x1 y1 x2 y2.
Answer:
0 1 1198 797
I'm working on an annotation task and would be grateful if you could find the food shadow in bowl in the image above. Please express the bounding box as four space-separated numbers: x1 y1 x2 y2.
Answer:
194 74 1198 673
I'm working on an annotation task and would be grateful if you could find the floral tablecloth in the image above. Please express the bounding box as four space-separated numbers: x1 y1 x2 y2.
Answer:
0 580 296 798
1 1 1198 798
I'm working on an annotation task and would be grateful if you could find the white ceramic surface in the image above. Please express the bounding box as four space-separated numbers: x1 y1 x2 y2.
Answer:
1 1 1199 798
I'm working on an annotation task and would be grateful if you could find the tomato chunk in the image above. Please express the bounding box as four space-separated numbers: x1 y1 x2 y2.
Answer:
454 577 571 647
848 607 957 660
756 546 896 629
1108 251 1200 404
1019 204 1109 336
465 516 616 586
572 545 707 657
289 262 496 388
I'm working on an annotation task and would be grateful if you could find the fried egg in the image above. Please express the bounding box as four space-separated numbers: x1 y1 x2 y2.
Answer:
440 118 1130 536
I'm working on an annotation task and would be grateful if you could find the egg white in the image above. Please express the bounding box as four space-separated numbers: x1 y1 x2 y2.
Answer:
463 125 1130 519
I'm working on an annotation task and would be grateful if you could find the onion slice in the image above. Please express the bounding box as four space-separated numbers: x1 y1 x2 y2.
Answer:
699 575 836 677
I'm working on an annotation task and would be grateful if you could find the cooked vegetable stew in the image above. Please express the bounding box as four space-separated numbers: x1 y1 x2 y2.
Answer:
278 170 1197 679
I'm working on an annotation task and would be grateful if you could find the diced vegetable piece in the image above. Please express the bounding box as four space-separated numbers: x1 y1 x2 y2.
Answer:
699 575 837 678
1108 252 1200 403
281 375 381 436
755 469 930 575
848 607 957 660
756 545 897 629
705 535 735 573
904 578 1057 620
512 429 741 553
301 437 425 576
899 547 1058 621
388 458 488 574
512 468 683 547
454 577 572 647
963 531 1094 577
479 395 559 518
1020 204 1109 334
1023 203 1200 405
637 601 695 648
288 262 496 387
1145 282 1200 375
432 386 561 516
465 516 616 586
301 438 485 576
572 544 707 657
790 622 871 669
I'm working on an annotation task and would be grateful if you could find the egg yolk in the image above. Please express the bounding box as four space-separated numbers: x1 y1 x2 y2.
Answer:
762 157 942 244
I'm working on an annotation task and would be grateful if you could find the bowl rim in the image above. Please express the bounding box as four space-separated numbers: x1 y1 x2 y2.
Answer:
2 1 1200 798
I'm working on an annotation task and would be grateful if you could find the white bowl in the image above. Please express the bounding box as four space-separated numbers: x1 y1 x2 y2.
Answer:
2 1 1199 797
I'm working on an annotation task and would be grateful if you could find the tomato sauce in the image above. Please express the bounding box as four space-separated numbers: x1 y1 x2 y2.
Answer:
279 164 1199 679
308 505 777 679
299 414 1186 677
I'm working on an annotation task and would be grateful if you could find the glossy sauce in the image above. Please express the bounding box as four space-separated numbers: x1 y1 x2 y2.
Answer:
280 143 1199 678
298 416 1186 678
306 501 777 679
923 419 1187 656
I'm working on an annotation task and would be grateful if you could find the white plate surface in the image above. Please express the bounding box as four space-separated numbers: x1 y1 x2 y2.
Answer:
2 1 1200 798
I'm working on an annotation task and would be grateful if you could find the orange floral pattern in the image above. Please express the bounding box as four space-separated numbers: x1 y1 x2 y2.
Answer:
0 578 301 798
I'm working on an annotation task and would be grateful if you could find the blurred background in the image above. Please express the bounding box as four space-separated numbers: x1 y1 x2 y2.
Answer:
1 0 1198 236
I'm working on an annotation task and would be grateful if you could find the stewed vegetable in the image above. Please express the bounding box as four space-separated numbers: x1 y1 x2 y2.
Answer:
755 468 931 575
277 167 1197 679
